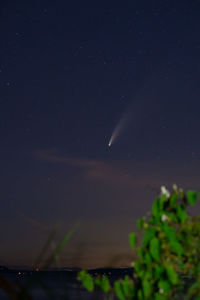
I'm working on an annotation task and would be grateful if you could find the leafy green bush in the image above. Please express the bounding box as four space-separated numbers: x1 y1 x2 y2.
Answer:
78 185 200 299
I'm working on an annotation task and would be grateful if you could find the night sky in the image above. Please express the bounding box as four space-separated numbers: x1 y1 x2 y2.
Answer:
1 1 200 269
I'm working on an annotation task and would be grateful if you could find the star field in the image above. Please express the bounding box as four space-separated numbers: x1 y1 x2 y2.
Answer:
1 0 200 268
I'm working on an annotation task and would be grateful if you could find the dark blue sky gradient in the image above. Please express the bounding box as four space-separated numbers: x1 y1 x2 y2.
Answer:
1 0 200 268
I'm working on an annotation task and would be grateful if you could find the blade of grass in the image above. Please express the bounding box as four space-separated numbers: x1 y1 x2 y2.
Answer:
0 276 19 299
34 229 58 269
43 223 79 269
15 280 33 300
18 224 78 299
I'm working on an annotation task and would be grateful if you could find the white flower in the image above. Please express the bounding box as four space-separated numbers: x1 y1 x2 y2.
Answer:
130 261 135 267
159 288 164 294
161 214 168 222
172 184 178 192
160 186 170 198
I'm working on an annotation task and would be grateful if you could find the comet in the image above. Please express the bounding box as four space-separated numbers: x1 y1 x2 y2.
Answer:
108 109 132 147
108 92 160 147
108 75 166 147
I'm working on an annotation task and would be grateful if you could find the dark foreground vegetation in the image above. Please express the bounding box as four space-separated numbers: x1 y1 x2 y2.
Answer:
0 266 133 299
78 186 200 300
0 185 200 299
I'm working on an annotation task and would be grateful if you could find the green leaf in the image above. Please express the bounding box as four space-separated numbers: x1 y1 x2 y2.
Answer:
177 259 187 272
169 240 184 256
158 280 171 293
162 223 176 241
176 205 187 223
187 190 197 206
77 270 94 292
152 198 160 217
142 227 156 248
137 289 143 300
165 264 178 285
121 276 135 297
142 279 152 299
169 194 177 208
179 188 184 199
95 277 101 286
101 275 111 293
159 195 168 211
129 233 137 249
137 218 144 229
144 252 152 265
121 281 130 297
167 212 178 222
95 275 111 293
154 265 165 279
148 217 155 224
121 276 130 296
144 269 153 281
114 281 125 300
134 261 142 273
149 237 161 262
138 269 145 278
137 247 144 259
155 292 167 300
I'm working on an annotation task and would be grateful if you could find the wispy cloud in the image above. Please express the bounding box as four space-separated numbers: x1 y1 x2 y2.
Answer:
35 149 200 191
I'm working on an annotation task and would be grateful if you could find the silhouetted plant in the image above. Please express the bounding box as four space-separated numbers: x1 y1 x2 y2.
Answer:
78 185 200 299
0 226 76 299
